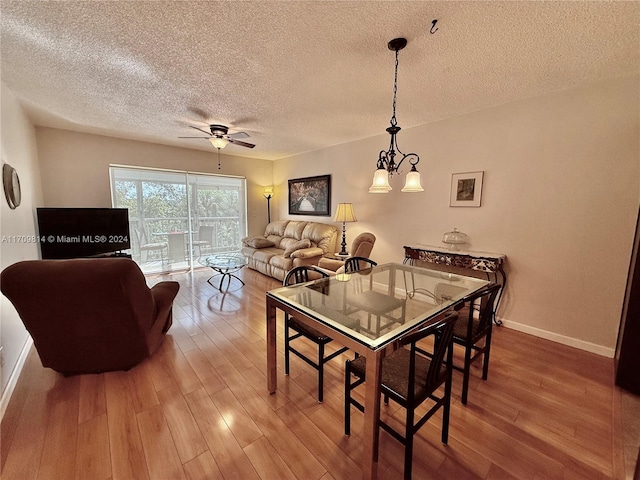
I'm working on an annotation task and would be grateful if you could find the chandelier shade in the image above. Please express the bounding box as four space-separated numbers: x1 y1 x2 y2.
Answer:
401 166 424 192
369 168 392 193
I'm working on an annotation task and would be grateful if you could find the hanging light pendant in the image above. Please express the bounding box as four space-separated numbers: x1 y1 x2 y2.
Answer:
369 37 423 194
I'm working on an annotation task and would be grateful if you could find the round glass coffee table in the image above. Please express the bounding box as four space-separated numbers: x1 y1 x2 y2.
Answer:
198 252 247 292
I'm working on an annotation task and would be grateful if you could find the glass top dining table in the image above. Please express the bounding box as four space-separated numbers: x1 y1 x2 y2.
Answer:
265 262 490 479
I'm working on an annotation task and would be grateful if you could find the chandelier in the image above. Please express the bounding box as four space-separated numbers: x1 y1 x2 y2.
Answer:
369 37 423 193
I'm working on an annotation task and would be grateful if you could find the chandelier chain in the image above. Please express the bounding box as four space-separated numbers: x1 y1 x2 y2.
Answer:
390 49 399 127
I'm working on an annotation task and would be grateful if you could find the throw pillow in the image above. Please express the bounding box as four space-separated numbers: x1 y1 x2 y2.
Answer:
283 239 311 258
242 236 275 249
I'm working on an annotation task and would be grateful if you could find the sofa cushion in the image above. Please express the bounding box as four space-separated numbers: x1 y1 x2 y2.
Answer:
302 222 338 254
283 221 307 240
251 248 281 264
242 236 275 249
269 254 294 272
265 220 289 237
266 235 284 248
290 247 324 259
283 239 312 258
318 257 345 271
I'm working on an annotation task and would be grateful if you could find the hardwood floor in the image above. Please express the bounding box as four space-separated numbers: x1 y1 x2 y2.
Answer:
0 266 633 479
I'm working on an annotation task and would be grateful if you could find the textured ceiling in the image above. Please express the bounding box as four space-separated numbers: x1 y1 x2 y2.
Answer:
1 1 638 160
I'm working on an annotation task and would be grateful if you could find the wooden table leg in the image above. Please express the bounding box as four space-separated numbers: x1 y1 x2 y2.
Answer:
266 297 278 394
362 348 383 479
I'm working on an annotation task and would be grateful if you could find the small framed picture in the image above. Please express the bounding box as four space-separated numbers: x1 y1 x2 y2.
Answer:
450 171 484 207
288 174 331 216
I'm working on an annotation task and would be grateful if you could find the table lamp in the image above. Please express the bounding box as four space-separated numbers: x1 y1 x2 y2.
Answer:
334 203 357 256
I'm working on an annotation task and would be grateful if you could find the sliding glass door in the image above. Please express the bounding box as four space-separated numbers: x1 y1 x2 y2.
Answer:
110 166 247 274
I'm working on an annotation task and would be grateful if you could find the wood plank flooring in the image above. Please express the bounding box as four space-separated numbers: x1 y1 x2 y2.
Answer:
0 266 631 479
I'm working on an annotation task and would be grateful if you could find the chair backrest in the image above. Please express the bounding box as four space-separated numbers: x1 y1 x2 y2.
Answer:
283 265 330 286
0 258 158 373
351 233 376 259
459 283 501 337
344 256 377 273
400 311 457 399
134 227 152 247
198 225 214 242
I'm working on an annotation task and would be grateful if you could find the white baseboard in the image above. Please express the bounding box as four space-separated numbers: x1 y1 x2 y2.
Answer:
499 317 615 358
388 281 616 358
0 337 33 420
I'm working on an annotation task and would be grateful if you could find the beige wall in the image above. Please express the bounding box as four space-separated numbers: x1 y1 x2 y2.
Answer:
36 128 274 237
274 75 640 355
0 81 43 401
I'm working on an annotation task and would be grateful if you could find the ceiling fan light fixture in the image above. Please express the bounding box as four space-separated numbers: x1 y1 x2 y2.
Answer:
209 137 229 149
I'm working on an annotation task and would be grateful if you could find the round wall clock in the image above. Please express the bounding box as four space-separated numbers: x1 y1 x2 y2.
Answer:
3 163 21 209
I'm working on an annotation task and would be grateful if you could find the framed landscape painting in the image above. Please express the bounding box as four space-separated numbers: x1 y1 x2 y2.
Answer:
450 171 484 207
288 175 331 216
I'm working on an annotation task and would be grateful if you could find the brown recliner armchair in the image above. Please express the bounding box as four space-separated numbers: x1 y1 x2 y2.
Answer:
318 232 376 272
0 258 179 375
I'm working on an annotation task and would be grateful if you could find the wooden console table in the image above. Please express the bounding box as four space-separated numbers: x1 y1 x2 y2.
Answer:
403 244 507 324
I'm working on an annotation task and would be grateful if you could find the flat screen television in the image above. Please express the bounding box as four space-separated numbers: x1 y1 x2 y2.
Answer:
37 208 131 259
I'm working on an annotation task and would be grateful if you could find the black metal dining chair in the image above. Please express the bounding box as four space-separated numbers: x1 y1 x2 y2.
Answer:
283 265 355 403
344 256 377 273
343 257 406 336
344 311 458 480
452 282 501 405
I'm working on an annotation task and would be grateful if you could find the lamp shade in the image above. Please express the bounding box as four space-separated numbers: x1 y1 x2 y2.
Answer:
209 137 229 149
263 186 273 196
401 170 424 192
334 203 357 223
369 168 392 193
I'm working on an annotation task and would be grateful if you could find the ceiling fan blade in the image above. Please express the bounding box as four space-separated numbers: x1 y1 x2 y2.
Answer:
189 125 212 136
227 131 249 139
227 138 256 148
178 136 210 139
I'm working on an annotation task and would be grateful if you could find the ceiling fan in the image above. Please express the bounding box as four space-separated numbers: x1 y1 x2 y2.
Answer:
179 124 255 149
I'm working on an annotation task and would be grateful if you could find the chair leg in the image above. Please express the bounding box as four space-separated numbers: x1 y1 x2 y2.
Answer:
442 372 452 444
482 329 493 380
404 407 415 480
284 316 291 375
344 363 351 436
317 343 324 403
462 343 472 405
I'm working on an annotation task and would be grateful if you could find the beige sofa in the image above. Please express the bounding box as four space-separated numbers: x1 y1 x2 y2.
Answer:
241 220 337 281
